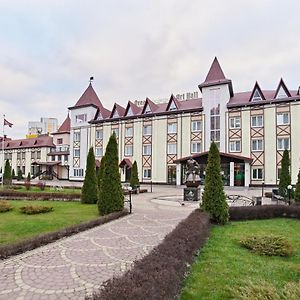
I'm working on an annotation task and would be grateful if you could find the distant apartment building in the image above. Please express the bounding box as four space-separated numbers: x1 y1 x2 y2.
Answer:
27 118 58 138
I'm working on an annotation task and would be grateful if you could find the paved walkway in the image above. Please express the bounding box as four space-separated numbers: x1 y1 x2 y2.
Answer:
0 186 196 300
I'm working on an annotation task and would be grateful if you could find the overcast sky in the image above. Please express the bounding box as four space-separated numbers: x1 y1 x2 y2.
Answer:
0 0 300 138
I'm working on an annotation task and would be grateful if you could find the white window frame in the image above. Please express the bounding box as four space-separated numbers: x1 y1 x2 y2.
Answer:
95 147 103 157
74 169 84 177
252 168 263 180
191 121 201 132
252 139 263 152
74 132 80 142
143 145 151 155
252 90 262 101
191 142 201 153
96 129 103 140
167 123 177 134
124 145 133 156
75 114 87 123
125 127 133 137
276 113 290 125
169 101 177 111
251 115 263 127
229 117 241 129
277 138 290 150
143 168 152 179
167 143 177 155
229 140 241 152
143 125 152 136
74 149 80 157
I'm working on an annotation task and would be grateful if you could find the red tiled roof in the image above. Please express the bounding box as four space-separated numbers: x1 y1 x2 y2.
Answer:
54 114 70 134
119 158 132 168
141 98 160 114
110 103 126 118
166 94 181 110
124 101 142 116
0 136 55 150
69 83 103 110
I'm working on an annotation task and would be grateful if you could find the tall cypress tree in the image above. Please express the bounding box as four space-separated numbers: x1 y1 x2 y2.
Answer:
98 133 124 215
201 142 228 224
3 159 12 186
81 147 98 204
294 169 300 202
97 155 106 194
130 161 139 189
279 150 291 197
11 169 15 179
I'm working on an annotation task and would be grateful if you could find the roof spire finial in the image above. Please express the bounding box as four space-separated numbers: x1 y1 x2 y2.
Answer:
89 76 94 84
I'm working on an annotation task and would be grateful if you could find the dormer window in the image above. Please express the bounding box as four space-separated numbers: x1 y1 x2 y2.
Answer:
75 114 87 123
252 90 262 101
144 104 152 114
127 107 133 116
276 86 288 99
97 112 103 120
112 110 119 118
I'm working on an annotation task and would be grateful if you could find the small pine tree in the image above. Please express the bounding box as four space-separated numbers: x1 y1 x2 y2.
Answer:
12 169 15 179
27 172 31 182
130 161 139 189
98 133 124 215
17 169 23 181
97 155 106 194
3 159 12 186
279 150 291 197
201 142 229 224
81 147 98 204
294 169 300 202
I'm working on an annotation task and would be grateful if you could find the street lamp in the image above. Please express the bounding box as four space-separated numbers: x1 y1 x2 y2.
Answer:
287 184 292 205
128 186 133 213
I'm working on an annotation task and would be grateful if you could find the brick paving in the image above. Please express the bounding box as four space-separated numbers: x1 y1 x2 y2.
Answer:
0 186 196 299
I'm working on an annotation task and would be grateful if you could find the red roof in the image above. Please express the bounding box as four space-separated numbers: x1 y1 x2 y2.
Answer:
124 101 142 116
69 83 103 110
110 103 126 118
54 114 70 134
1 136 55 150
141 98 160 114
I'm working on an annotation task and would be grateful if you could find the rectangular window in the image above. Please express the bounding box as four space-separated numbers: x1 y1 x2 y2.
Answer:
95 147 103 157
143 125 152 135
96 129 103 140
51 155 55 162
21 152 25 159
143 145 151 155
57 155 62 161
74 132 80 142
22 166 25 174
74 149 80 157
125 127 133 137
167 143 177 155
191 142 201 153
112 128 119 138
37 151 41 159
73 169 84 177
143 168 152 179
251 115 263 127
229 117 241 129
252 139 263 151
277 113 290 125
31 151 36 159
17 152 21 160
191 121 201 132
64 155 68 162
167 123 177 134
124 145 133 156
57 138 63 144
75 114 87 123
277 138 290 150
252 168 263 180
229 140 241 152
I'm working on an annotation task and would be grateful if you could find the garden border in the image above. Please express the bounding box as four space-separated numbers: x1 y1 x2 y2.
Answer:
0 209 129 260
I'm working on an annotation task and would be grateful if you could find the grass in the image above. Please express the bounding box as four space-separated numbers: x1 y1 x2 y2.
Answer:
180 218 300 300
0 200 98 246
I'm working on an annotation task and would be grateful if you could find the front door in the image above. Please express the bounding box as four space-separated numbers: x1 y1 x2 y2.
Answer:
168 165 176 185
125 167 131 182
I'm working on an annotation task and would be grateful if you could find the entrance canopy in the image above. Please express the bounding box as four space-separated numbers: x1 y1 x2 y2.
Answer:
119 158 132 168
31 161 61 166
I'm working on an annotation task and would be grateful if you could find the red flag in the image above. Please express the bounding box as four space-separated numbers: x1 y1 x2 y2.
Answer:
4 119 13 128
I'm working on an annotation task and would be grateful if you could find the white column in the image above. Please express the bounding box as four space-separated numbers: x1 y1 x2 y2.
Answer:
229 161 234 187
244 162 250 187
176 163 181 186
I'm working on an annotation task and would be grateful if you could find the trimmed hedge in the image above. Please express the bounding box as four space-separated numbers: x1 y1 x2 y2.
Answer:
0 190 81 201
0 210 128 260
229 205 300 221
20 205 53 215
89 209 210 300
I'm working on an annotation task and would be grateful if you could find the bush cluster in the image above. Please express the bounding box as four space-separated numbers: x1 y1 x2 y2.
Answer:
240 235 294 257
89 209 211 300
0 200 13 213
20 205 53 215
0 210 128 260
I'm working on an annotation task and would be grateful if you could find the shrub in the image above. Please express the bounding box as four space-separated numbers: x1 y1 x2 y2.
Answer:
3 159 12 186
17 169 23 181
239 235 294 257
24 181 31 190
11 169 16 179
294 169 300 202
0 200 13 213
279 150 291 198
37 181 46 191
130 161 139 188
81 147 98 204
20 205 53 215
201 142 228 224
98 133 124 215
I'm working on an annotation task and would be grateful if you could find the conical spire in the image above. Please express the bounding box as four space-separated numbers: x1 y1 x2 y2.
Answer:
204 57 226 83
57 113 70 133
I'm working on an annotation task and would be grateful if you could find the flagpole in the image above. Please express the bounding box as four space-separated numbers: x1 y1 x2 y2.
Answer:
2 114 5 188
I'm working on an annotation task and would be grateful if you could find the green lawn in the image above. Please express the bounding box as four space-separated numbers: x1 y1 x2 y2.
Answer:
0 200 98 246
181 218 300 300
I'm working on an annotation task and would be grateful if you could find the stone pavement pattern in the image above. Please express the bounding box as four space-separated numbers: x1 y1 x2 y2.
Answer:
0 186 195 299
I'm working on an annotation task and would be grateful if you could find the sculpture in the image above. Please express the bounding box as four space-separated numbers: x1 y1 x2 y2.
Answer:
185 158 201 188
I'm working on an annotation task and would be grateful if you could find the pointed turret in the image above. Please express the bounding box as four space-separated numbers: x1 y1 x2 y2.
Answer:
57 114 71 134
199 57 233 96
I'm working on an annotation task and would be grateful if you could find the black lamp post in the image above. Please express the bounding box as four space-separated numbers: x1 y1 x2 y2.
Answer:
287 184 292 205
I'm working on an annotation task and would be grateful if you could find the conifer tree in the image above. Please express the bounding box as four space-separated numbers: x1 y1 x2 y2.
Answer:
201 142 229 224
279 150 291 197
98 133 124 215
12 169 15 179
3 159 12 186
81 147 98 204
97 155 106 194
17 169 23 181
294 169 300 202
130 161 139 189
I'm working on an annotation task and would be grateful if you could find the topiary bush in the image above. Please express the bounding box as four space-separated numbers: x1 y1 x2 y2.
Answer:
130 161 139 189
239 235 294 257
20 205 53 215
0 200 13 213
17 169 23 181
3 159 12 186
